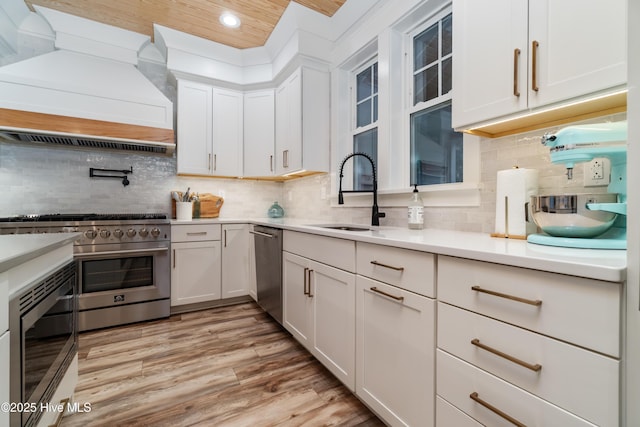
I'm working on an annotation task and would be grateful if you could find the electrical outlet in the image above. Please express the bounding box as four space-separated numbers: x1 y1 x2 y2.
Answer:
583 158 611 187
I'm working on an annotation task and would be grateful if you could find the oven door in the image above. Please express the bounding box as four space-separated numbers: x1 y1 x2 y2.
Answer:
75 242 170 311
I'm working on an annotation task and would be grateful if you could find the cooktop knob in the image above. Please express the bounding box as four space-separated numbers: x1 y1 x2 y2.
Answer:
85 229 97 239
113 229 123 238
139 228 149 237
126 228 137 237
99 229 111 238
150 228 161 237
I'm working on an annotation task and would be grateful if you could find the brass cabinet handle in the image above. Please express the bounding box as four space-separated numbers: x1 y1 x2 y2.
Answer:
370 260 405 272
214 154 217 171
208 153 212 171
308 269 314 297
48 397 70 427
531 40 539 92
513 48 521 97
470 392 527 427
370 286 404 302
303 267 309 295
224 229 227 247
283 149 289 168
173 249 176 269
186 232 207 236
270 155 273 172
471 338 542 372
471 286 542 306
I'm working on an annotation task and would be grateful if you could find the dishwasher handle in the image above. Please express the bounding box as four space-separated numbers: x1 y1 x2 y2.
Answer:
250 230 278 238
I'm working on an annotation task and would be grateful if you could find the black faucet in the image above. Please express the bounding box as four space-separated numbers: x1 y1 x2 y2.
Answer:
338 152 385 226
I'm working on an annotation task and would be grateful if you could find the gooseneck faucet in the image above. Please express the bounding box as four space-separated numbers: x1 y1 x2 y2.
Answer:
338 152 385 226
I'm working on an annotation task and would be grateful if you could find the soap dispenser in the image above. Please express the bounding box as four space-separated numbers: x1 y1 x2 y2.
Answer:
408 185 424 230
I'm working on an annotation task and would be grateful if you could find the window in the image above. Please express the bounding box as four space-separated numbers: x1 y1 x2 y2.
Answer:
409 12 463 186
353 61 378 191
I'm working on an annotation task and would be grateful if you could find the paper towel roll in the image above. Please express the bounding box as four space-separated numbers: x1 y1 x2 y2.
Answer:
494 167 539 237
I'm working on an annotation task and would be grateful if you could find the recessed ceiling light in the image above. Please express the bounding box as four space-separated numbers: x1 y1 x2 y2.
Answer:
220 12 241 28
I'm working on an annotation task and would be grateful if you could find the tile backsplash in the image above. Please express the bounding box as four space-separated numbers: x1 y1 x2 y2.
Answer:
0 113 625 228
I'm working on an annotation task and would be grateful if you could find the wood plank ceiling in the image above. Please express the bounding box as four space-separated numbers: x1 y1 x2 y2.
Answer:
24 0 346 50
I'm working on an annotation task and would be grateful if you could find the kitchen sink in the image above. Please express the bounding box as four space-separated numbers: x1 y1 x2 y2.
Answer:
311 224 371 232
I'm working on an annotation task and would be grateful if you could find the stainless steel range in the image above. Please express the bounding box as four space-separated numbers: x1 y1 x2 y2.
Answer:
0 213 171 331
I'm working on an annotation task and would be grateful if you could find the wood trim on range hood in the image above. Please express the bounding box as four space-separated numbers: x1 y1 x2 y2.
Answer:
0 108 176 154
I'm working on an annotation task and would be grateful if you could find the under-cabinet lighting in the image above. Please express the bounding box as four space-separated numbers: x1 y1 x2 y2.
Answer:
220 12 241 28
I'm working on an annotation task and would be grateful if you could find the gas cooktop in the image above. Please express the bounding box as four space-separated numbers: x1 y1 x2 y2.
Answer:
0 213 167 222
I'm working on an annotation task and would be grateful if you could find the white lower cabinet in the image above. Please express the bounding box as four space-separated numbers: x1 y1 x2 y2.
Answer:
283 251 356 390
221 224 250 299
171 224 222 306
0 331 8 427
437 350 595 427
436 397 482 427
356 276 435 427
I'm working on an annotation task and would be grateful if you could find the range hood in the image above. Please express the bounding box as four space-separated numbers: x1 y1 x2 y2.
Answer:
0 50 175 155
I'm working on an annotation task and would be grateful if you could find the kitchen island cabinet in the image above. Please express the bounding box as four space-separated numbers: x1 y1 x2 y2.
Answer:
283 231 356 390
171 223 222 306
452 0 626 131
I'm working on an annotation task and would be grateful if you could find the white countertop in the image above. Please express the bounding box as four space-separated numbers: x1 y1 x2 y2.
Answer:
173 218 627 282
0 233 81 273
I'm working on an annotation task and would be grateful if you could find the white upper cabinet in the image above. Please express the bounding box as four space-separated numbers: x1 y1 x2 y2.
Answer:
275 67 330 175
452 0 627 130
244 90 275 177
177 79 243 177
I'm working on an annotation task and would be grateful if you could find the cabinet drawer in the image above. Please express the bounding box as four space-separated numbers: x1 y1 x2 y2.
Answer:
284 231 355 272
356 242 435 297
438 255 621 357
436 397 482 427
438 302 618 427
171 224 221 242
437 350 595 427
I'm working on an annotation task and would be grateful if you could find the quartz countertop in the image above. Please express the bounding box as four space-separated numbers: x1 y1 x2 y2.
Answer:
171 218 626 282
0 233 81 273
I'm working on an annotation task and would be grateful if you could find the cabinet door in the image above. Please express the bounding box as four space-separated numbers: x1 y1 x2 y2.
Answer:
244 90 275 177
528 0 626 108
452 0 529 128
275 69 302 174
0 331 8 427
177 80 213 175
221 224 250 299
212 88 243 176
356 276 436 427
171 240 221 305
309 260 356 390
283 251 313 349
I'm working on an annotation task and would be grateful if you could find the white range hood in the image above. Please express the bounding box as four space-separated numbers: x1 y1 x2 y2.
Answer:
0 5 175 155
0 49 175 154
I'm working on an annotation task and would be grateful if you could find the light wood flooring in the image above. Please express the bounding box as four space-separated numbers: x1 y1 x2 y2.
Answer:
61 302 385 427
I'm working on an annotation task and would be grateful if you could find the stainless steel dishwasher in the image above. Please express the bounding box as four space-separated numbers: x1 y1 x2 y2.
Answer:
251 225 283 324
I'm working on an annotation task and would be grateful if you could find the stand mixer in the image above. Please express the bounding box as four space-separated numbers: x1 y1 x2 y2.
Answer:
527 121 627 249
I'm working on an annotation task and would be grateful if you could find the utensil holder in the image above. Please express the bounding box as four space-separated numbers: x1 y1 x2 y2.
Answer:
176 202 193 221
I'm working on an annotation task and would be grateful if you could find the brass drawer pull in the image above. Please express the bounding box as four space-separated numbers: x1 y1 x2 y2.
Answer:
471 286 542 307
471 338 542 372
308 269 314 298
370 287 404 302
470 392 527 427
186 232 207 236
513 48 521 97
531 40 540 92
48 397 69 427
370 260 405 272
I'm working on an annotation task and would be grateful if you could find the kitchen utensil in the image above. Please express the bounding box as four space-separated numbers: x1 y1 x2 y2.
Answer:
529 193 618 238
527 121 627 249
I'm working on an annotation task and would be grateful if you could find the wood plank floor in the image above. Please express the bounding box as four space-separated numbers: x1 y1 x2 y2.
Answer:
61 302 385 427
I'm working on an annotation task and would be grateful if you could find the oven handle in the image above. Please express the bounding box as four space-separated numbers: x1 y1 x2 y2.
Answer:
75 247 169 258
